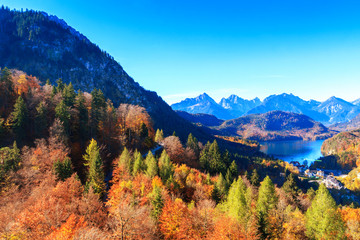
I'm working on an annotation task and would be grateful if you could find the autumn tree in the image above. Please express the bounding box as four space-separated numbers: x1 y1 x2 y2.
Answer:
256 176 278 239
158 150 175 184
305 184 345 239
163 136 185 163
83 139 105 196
155 129 164 143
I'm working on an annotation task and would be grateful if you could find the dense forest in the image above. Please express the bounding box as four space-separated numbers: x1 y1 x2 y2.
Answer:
1 68 360 239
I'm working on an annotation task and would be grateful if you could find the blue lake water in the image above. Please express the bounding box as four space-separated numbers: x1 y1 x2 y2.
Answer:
260 140 325 165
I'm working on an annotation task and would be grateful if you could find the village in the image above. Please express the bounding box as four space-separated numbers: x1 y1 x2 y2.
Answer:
289 161 346 190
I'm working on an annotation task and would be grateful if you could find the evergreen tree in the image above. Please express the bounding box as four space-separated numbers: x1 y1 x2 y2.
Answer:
208 140 226 174
216 173 227 200
256 176 278 239
305 184 345 239
251 169 260 187
55 100 71 134
35 101 47 137
83 139 105 196
145 151 158 178
75 91 89 140
0 67 14 114
55 78 65 93
62 82 76 107
158 150 174 182
118 147 132 172
132 150 145 176
10 96 28 142
186 133 199 157
90 88 106 137
224 177 252 225
149 185 164 220
53 157 73 181
282 173 299 205
200 141 211 171
154 129 164 143
229 160 238 181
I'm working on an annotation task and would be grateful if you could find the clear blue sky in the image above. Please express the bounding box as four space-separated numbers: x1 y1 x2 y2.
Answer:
3 0 360 104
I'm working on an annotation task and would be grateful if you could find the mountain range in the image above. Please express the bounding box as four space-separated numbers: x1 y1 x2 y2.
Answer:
172 93 360 125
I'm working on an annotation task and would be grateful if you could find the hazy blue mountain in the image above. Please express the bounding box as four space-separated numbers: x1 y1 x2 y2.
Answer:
246 93 329 123
171 93 233 120
175 111 224 127
352 98 360 106
219 94 261 118
315 96 360 124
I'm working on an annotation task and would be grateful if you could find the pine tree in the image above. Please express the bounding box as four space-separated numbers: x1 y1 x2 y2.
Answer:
256 176 278 239
0 67 14 113
208 140 226 174
155 129 164 143
158 150 174 182
10 96 28 142
150 185 164 220
83 139 105 196
251 169 260 187
90 88 106 137
200 141 211 171
305 184 345 239
75 91 89 140
282 173 299 205
216 173 227 200
145 151 158 178
55 78 65 93
118 147 132 172
228 161 238 182
186 133 199 157
132 150 145 176
35 101 47 137
62 82 76 107
55 100 71 134
224 177 251 225
54 157 73 181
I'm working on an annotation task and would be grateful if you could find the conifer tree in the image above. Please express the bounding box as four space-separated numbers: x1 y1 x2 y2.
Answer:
251 169 260 187
62 82 76 107
90 88 106 137
118 147 132 172
132 150 145 176
55 100 71 134
75 91 88 140
282 173 299 205
208 140 226 174
54 157 73 181
228 160 238 181
158 150 174 182
216 173 228 200
145 151 158 178
186 133 199 157
305 184 345 239
35 101 47 137
10 96 28 141
150 185 164 220
256 176 278 239
155 129 164 143
200 141 211 171
224 177 251 225
55 78 65 93
83 139 105 196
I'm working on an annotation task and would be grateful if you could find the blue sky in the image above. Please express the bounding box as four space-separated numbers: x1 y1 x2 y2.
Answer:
3 0 360 104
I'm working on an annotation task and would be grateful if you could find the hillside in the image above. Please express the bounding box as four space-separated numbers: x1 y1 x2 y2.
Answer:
214 111 335 141
330 113 360 132
0 7 209 141
175 111 224 127
321 129 360 170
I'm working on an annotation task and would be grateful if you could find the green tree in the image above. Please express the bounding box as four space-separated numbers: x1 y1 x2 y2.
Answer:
305 184 345 239
149 185 164 220
55 100 71 134
118 147 132 173
216 173 227 200
62 82 76 107
53 157 73 181
145 151 158 178
251 169 260 187
158 150 174 183
282 173 299 205
83 139 105 196
223 177 252 225
186 133 200 157
10 96 28 141
208 140 226 174
132 150 145 176
90 88 106 137
154 129 164 143
74 91 89 140
256 176 278 239
55 78 65 93
35 101 47 137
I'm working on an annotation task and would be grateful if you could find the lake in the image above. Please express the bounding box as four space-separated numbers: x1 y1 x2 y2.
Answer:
260 140 325 165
